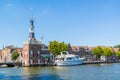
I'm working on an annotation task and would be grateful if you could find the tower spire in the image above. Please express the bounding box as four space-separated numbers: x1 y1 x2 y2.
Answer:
29 17 35 39
30 16 34 26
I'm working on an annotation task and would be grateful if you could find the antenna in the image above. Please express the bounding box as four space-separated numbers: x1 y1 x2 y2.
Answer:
40 36 44 43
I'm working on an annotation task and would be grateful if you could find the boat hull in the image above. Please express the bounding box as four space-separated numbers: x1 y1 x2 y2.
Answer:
56 60 83 66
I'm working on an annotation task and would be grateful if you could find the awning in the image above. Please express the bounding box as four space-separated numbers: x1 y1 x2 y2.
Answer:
41 55 50 58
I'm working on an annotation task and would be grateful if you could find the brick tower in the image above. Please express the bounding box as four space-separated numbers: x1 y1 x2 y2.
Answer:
22 17 41 66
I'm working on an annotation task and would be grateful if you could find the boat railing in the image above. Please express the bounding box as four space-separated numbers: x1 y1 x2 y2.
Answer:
60 51 70 55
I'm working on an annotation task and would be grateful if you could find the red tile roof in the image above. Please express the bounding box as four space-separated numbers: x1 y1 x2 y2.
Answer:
113 48 119 53
88 47 93 51
71 46 77 50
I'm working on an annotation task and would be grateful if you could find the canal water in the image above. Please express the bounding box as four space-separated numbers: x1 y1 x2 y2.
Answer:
0 63 120 80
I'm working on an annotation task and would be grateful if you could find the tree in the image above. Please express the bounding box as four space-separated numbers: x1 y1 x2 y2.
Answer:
92 46 103 59
11 51 19 61
113 44 120 48
102 47 113 58
48 41 68 56
59 42 68 52
116 51 120 59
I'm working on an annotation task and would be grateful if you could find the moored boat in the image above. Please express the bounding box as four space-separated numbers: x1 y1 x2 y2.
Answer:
55 52 84 66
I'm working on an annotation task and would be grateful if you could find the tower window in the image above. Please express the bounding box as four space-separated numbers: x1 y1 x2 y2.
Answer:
38 50 40 55
30 50 33 56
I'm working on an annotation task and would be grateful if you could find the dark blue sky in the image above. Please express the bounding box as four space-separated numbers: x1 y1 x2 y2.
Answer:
0 0 120 48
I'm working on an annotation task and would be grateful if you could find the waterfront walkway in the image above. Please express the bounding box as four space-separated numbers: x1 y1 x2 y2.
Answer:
83 60 120 65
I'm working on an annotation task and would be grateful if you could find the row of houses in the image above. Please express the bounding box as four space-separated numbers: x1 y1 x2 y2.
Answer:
71 46 120 61
0 44 120 66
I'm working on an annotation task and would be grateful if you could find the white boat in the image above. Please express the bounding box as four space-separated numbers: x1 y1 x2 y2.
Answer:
55 52 84 66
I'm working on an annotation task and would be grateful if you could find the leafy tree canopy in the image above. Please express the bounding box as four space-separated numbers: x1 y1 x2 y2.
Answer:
11 51 19 60
102 47 113 57
113 44 120 48
92 46 114 59
92 46 103 58
116 51 120 58
48 41 68 56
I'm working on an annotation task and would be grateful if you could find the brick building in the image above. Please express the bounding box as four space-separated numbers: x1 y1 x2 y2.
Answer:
21 18 41 66
72 46 94 61
1 46 16 63
0 45 23 63
22 18 51 66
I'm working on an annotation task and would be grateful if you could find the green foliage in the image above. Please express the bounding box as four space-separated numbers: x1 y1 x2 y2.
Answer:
102 47 113 57
113 44 120 48
92 46 103 58
92 46 114 59
11 51 19 60
48 41 68 56
116 51 120 58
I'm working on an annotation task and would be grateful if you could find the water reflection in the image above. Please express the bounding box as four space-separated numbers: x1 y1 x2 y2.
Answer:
1 64 120 80
21 67 64 80
1 74 63 80
22 74 63 80
22 67 42 76
0 67 64 80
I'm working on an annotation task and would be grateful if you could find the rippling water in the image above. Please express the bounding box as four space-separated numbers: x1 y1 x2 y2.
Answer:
0 63 120 80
